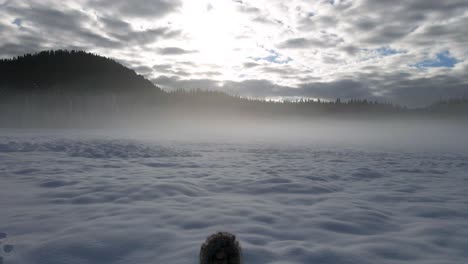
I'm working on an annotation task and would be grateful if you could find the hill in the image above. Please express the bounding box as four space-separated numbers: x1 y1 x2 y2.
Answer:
0 50 161 97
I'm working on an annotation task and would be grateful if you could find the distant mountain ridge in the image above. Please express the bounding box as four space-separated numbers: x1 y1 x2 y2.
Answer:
0 50 161 96
0 50 466 127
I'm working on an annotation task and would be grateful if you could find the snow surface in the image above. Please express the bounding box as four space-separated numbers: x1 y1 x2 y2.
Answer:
1 131 468 264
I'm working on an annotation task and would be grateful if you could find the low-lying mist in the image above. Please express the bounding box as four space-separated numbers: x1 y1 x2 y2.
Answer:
115 117 468 151
1 89 467 153
3 112 467 153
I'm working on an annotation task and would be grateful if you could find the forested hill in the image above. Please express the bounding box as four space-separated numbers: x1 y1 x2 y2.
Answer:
0 50 161 96
0 50 466 127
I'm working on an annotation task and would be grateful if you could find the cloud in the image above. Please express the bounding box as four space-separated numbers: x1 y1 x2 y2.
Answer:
151 76 375 101
0 0 467 106
220 79 376 100
353 17 378 31
153 76 220 91
339 45 359 56
235 2 261 14
0 40 44 58
157 47 197 55
87 0 181 18
151 64 191 77
6 6 90 35
152 72 468 107
362 25 412 45
384 75 468 107
339 0 468 47
119 28 181 45
0 2 183 59
243 62 260 68
278 35 343 49
97 17 182 46
252 16 281 25
278 37 313 49
132 65 153 75
299 80 373 99
1 5 120 54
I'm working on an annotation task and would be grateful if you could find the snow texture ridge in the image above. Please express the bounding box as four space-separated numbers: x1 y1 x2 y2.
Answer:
0 134 467 264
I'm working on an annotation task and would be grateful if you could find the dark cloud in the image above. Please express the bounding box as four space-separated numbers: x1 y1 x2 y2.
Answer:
133 65 153 75
409 17 468 47
2 5 121 53
0 29 90 58
328 71 468 107
243 62 260 68
179 61 197 67
221 79 375 101
151 73 468 107
5 6 86 31
118 27 181 45
297 14 340 31
99 17 132 32
152 65 191 77
320 55 342 64
153 76 220 91
345 0 468 45
252 16 281 25
98 17 182 45
200 71 222 77
299 80 372 99
157 47 197 55
363 25 412 45
353 17 378 31
223 79 292 97
87 0 181 18
0 4 182 58
153 64 173 73
405 0 468 13
261 66 296 75
151 76 372 100
278 34 343 49
0 41 44 58
278 37 311 49
339 45 359 56
317 15 338 27
382 75 468 107
232 0 261 14
237 5 261 14
172 69 192 77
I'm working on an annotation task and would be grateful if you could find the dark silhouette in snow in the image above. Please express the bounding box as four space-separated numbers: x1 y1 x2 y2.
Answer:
200 232 242 264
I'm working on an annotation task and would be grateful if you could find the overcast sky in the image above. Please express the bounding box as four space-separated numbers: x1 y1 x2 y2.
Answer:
1 0 468 106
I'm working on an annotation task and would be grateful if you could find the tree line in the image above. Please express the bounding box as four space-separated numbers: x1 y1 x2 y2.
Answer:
0 50 466 127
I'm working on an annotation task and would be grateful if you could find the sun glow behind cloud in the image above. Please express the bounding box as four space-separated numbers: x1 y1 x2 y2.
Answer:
170 1 287 82
180 2 241 59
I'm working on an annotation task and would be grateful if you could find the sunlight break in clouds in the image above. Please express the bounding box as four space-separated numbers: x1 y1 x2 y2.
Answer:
1 0 468 106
